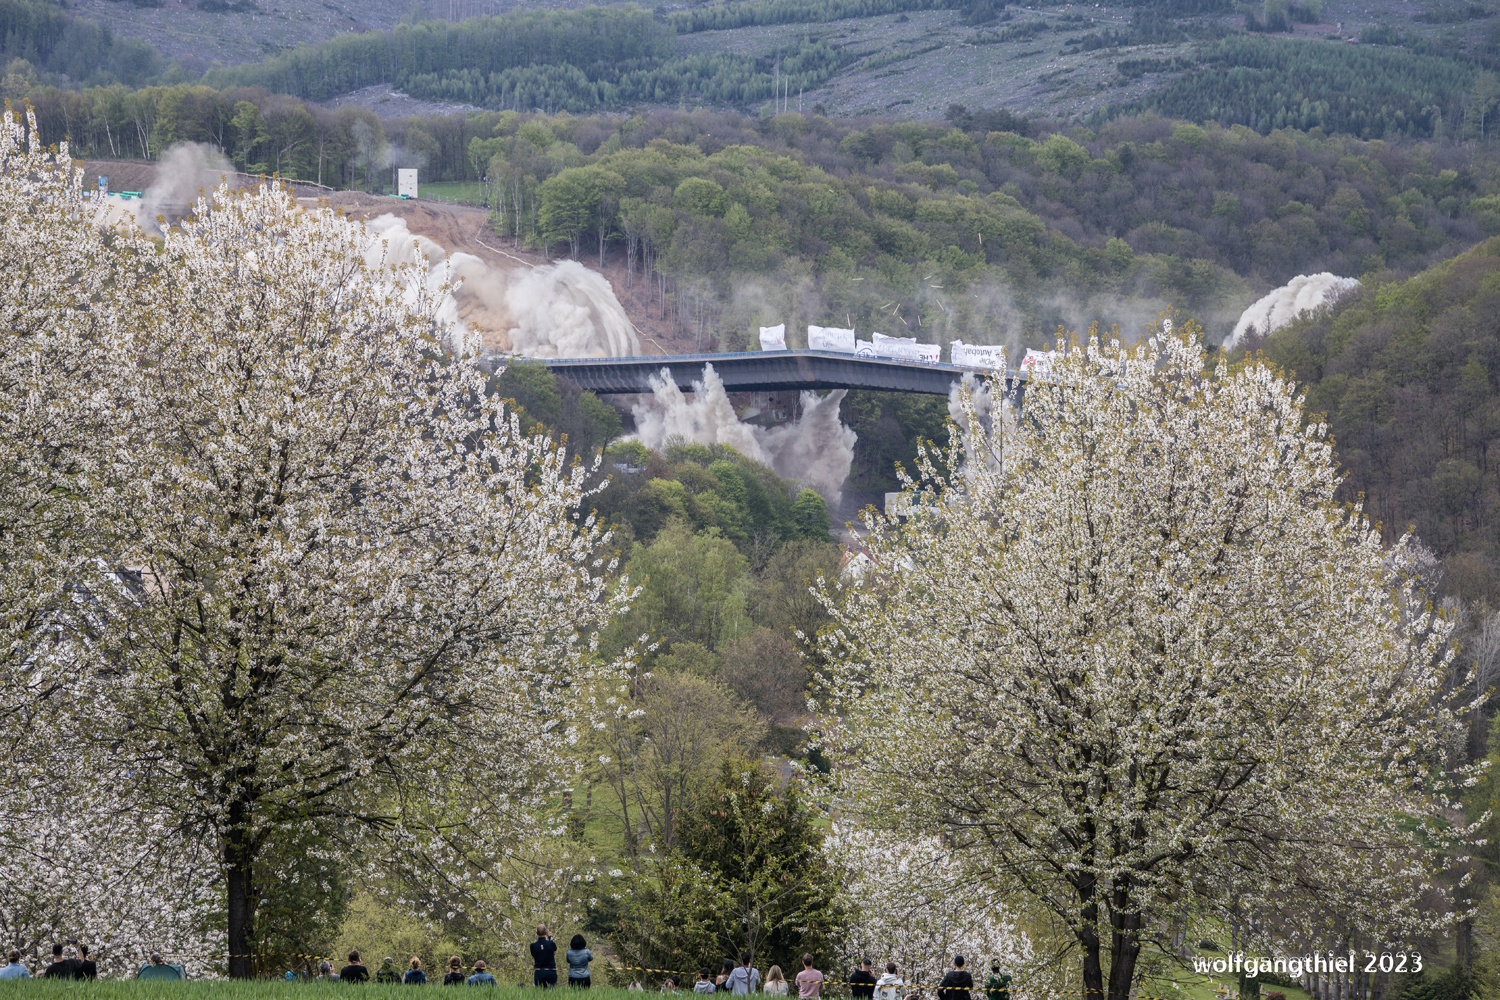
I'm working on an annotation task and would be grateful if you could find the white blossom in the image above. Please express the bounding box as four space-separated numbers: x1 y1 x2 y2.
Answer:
816 326 1474 1000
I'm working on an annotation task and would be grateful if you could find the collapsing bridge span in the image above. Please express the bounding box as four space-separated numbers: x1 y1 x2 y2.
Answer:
540 350 1025 397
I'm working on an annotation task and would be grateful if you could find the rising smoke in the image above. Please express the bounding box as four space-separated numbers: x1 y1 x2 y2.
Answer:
139 143 239 235
1225 273 1361 351
360 214 640 358
631 363 857 503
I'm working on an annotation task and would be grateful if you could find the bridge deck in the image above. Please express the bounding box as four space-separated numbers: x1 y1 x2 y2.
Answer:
540 350 1021 396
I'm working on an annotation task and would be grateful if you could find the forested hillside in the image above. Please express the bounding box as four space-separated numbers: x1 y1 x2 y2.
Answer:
1140 35 1483 139
7 0 1494 134
0 0 161 86
1257 237 1500 601
18 95 1499 346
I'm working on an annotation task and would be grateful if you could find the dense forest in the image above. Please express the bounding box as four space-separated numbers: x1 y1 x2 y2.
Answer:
2 0 1497 141
1256 236 1500 603
0 0 162 87
1140 36 1486 139
13 85 1500 346
492 361 837 731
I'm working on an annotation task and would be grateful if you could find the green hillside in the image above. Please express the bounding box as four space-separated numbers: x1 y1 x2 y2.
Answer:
1260 236 1500 600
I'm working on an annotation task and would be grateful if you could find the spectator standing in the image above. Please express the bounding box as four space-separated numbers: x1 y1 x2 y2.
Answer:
566 935 592 988
763 967 788 996
317 960 339 982
875 963 903 1000
850 961 876 1000
77 944 97 980
444 958 466 986
406 958 428 985
661 974 682 994
726 953 760 995
340 951 371 984
531 925 558 988
467 960 497 986
795 955 824 999
717 960 736 991
984 965 1011 1000
377 957 402 984
937 956 974 1000
43 944 80 979
695 969 717 994
0 951 30 980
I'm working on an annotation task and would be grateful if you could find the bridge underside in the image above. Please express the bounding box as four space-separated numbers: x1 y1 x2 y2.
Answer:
540 350 1017 396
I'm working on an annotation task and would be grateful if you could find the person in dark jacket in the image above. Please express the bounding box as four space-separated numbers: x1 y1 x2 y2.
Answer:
444 957 467 986
937 956 974 1000
43 944 81 979
405 958 428 985
849 961 876 999
77 944 97 980
340 951 370 984
531 925 558 988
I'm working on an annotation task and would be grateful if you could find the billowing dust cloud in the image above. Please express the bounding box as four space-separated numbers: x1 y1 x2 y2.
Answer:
362 214 639 359
631 363 857 503
140 143 238 235
1226 273 1361 351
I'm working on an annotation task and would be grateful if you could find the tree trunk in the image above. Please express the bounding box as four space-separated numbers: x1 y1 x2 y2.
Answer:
225 803 256 979
1106 899 1141 1000
1076 872 1104 1000
1458 918 1474 973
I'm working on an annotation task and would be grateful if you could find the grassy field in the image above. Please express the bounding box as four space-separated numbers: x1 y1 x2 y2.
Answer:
0 968 1322 1000
415 182 490 206
0 983 647 1000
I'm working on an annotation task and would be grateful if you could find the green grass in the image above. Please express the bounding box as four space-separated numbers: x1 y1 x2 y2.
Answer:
1 982 647 1000
1136 955 1317 1000
415 182 489 205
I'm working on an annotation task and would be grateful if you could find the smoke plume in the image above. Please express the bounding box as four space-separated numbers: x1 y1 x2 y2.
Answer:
505 261 640 358
631 363 856 503
139 143 237 235
1226 273 1361 351
361 214 639 358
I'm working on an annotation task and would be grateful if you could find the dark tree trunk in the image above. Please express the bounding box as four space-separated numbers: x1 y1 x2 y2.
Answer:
1076 872 1105 1000
1106 901 1141 1000
225 801 256 980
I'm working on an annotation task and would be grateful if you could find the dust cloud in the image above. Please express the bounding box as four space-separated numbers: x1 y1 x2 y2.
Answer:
1225 273 1361 351
139 143 238 235
361 214 640 358
630 363 857 503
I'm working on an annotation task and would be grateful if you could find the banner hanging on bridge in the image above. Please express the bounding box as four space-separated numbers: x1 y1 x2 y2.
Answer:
808 324 856 354
759 324 787 351
951 341 1008 370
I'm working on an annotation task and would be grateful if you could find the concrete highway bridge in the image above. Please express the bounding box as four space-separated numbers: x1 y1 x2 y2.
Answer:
541 350 1024 396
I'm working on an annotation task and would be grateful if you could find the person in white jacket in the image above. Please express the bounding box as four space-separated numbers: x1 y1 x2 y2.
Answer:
875 963 905 1000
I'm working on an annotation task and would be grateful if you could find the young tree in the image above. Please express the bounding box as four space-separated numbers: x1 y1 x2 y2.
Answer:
604 759 843 974
816 328 1472 1000
51 182 630 978
826 827 1033 988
